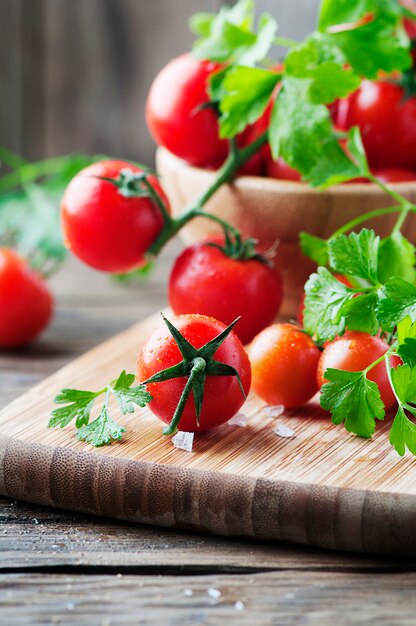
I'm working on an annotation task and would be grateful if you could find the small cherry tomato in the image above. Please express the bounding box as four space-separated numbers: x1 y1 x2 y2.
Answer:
317 331 401 410
169 237 283 344
372 168 416 183
249 323 321 408
0 248 53 348
338 80 416 170
146 53 227 167
61 160 169 273
265 152 302 181
137 314 251 432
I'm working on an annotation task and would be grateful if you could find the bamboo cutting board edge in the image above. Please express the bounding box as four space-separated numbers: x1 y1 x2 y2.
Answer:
0 310 416 556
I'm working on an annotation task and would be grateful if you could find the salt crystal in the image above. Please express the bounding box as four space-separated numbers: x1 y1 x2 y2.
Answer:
275 423 296 438
227 413 248 427
207 588 222 599
66 603 74 611
263 405 285 418
172 431 194 452
234 600 245 611
183 589 193 597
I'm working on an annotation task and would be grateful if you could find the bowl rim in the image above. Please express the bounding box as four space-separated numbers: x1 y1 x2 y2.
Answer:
156 147 416 197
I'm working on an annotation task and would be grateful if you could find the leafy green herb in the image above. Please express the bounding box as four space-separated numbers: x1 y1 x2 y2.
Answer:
378 232 416 284
377 278 416 331
320 368 385 438
328 228 380 284
191 0 277 66
49 370 151 447
211 66 280 137
299 232 328 266
341 292 379 335
304 268 353 342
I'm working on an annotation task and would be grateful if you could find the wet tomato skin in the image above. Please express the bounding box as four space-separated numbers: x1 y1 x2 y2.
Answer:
169 238 283 345
137 314 251 432
249 323 321 408
61 160 169 273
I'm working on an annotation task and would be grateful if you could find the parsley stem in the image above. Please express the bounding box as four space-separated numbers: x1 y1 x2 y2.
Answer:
392 203 413 235
367 172 409 207
384 352 402 408
329 206 409 240
363 352 388 375
273 36 299 48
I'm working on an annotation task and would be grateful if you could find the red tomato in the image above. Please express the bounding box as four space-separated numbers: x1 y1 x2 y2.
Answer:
0 249 53 348
249 323 321 408
61 160 169 273
168 238 283 344
317 331 401 410
297 275 352 327
372 168 416 183
339 80 416 169
137 314 251 432
265 150 302 181
146 53 227 167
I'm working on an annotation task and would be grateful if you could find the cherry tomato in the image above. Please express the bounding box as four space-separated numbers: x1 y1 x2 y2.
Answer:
146 53 227 167
317 331 401 410
249 323 321 408
0 248 53 348
339 80 416 170
137 314 251 432
372 168 416 183
265 150 302 181
297 275 352 327
168 238 283 345
61 160 169 273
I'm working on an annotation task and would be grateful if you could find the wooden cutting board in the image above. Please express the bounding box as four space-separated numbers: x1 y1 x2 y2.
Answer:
0 310 415 557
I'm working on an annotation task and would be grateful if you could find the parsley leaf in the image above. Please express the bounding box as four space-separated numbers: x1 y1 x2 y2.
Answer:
49 389 100 429
49 370 152 447
318 0 411 78
390 406 416 456
112 370 152 414
191 0 277 66
284 34 361 104
397 316 416 344
378 232 416 284
377 278 416 331
328 228 380 284
77 405 126 447
299 232 328 266
269 76 360 188
341 292 379 335
398 339 416 368
304 268 353 342
320 368 385 437
213 66 280 137
391 364 416 405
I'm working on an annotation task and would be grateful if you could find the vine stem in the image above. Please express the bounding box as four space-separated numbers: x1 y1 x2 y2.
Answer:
367 172 416 235
329 206 408 240
147 131 268 257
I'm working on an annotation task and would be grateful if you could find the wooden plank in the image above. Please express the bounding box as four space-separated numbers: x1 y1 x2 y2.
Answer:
1 571 416 625
2 497 414 572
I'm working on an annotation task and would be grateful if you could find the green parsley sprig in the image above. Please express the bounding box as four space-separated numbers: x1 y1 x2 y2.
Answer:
48 370 151 446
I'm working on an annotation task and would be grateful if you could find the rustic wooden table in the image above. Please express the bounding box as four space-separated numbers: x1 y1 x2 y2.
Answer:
1 242 416 625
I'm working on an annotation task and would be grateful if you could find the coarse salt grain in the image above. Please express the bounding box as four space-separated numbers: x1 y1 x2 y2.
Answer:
275 423 296 438
172 431 194 452
227 413 248 427
263 405 285 418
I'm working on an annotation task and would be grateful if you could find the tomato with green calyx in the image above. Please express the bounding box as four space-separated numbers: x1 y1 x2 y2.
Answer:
317 331 401 411
146 53 227 167
0 248 53 348
168 236 283 345
249 323 321 408
338 80 416 170
61 160 170 273
137 314 251 433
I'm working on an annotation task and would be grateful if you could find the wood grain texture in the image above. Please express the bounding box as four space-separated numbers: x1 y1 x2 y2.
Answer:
1 305 416 556
2 571 416 626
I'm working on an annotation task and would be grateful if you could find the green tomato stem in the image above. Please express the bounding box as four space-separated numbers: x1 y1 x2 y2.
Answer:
162 356 206 436
147 130 268 257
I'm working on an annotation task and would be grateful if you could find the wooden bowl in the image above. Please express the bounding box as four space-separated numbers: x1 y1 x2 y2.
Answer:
156 147 416 317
